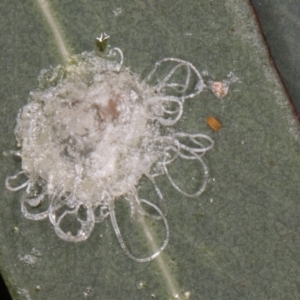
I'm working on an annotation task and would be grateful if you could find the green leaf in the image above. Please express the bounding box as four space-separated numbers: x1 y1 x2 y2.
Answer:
1 0 300 299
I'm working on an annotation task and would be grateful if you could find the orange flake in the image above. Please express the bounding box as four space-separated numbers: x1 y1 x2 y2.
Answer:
206 116 222 131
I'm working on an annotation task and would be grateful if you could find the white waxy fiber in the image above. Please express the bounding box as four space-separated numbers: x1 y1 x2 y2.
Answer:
6 47 214 262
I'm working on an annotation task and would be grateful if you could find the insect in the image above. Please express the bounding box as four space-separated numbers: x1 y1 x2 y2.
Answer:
96 32 110 52
206 116 222 131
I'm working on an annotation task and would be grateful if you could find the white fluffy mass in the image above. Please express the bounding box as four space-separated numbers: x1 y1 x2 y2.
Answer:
16 52 161 204
6 49 214 262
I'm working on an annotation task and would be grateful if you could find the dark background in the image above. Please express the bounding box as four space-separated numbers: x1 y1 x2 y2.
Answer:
250 0 300 117
0 274 11 300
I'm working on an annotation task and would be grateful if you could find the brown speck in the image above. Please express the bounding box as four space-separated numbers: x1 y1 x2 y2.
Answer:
207 116 222 131
108 99 119 121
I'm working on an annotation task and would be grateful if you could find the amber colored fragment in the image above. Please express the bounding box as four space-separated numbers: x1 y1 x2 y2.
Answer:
206 116 222 131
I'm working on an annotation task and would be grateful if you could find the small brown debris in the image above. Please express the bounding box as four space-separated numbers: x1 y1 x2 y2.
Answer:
206 116 222 131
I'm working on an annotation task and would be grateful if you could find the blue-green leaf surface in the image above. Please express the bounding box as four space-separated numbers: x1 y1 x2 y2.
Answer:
1 1 300 299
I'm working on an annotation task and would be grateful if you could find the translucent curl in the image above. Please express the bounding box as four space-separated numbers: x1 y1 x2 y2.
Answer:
109 197 169 263
144 57 204 100
145 96 183 126
107 47 124 72
5 171 29 192
128 177 167 221
21 192 49 220
163 156 208 198
174 132 215 159
158 134 211 198
48 193 95 242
